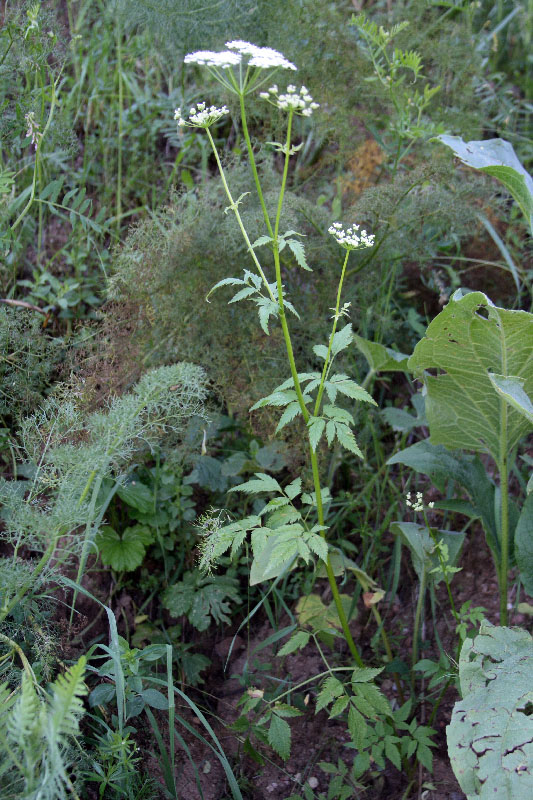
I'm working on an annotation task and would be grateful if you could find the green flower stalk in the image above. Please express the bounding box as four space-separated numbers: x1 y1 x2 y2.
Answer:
179 41 376 666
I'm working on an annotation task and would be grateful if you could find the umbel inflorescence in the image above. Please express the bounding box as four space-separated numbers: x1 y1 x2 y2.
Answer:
328 222 375 250
184 40 297 71
259 85 319 116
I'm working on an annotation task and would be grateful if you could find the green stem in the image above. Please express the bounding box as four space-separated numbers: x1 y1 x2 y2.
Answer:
116 16 123 232
499 404 509 625
239 93 274 237
270 114 363 667
314 249 350 416
205 129 274 299
412 568 427 669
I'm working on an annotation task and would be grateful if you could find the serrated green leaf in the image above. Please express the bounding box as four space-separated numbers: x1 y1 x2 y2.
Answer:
275 402 302 433
351 667 384 683
326 420 336 446
278 631 310 656
304 532 328 563
117 480 154 513
252 235 274 248
348 704 367 751
256 298 279 335
268 713 291 761
385 738 402 771
330 375 377 405
229 473 282 495
308 416 326 451
331 324 354 357
313 344 329 360
329 694 350 718
287 238 311 271
334 423 363 457
284 478 302 501
316 676 345 713
229 286 258 303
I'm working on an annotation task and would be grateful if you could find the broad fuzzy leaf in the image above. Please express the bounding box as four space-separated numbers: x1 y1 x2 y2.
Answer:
437 136 533 233
391 522 464 585
97 526 146 572
353 335 409 372
447 621 533 798
488 373 533 426
514 493 533 594
408 290 533 463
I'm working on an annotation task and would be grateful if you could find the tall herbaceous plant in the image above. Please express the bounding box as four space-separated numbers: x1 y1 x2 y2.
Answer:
176 41 377 665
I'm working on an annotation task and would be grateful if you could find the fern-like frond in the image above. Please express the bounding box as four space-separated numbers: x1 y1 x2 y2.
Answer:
47 655 87 740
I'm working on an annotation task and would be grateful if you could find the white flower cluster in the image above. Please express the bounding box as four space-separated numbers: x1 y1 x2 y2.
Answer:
183 41 297 71
184 50 241 69
259 84 319 116
406 492 434 512
328 222 375 250
174 102 229 129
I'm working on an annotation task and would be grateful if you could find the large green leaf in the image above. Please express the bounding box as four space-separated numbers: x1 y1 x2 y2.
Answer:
447 621 533 799
514 493 533 596
408 291 533 463
353 335 409 373
437 136 533 233
388 441 498 556
391 522 464 584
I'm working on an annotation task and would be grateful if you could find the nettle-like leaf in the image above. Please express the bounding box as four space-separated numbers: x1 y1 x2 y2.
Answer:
436 136 533 233
408 291 533 463
268 712 291 761
447 621 533 799
277 630 310 657
163 569 240 632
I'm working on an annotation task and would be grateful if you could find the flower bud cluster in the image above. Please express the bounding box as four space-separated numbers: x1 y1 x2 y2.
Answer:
183 41 296 71
328 222 375 250
406 491 434 512
174 102 229 129
259 85 319 116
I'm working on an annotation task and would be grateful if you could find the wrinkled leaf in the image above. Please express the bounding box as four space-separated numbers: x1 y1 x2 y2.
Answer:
447 621 533 799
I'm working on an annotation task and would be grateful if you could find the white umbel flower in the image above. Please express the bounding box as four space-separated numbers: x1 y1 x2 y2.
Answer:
260 84 319 116
174 102 230 129
328 222 375 250
184 50 242 68
225 40 297 70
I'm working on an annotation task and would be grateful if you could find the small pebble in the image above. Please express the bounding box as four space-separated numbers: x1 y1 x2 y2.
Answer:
308 777 319 789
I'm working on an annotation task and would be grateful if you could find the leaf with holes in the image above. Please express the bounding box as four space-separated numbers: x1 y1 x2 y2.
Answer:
447 621 533 799
408 290 533 463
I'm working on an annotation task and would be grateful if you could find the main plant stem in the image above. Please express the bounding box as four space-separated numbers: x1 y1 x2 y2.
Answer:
499 403 509 625
219 104 364 666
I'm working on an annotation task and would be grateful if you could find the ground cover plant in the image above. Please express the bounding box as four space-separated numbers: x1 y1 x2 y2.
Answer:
0 1 532 799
